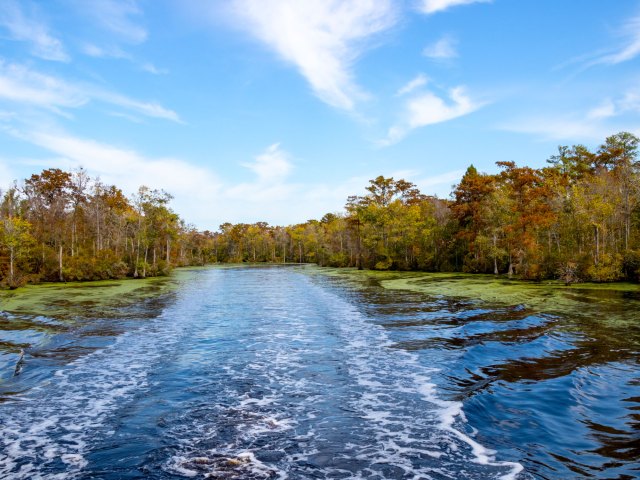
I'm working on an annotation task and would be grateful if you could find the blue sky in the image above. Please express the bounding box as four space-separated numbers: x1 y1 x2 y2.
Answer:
0 0 638 229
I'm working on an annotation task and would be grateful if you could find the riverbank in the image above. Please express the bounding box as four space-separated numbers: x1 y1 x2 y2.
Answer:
0 274 181 319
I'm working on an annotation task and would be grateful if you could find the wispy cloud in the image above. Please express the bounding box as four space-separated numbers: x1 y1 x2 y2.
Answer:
81 43 130 59
381 87 483 145
500 117 606 141
0 157 15 189
227 0 398 111
82 44 168 75
396 74 429 96
140 62 168 75
0 62 86 111
0 61 181 122
417 0 491 15
423 35 458 59
587 99 616 120
592 15 640 65
98 92 182 123
0 0 69 62
78 0 148 44
415 168 465 197
563 14 640 71
504 90 640 141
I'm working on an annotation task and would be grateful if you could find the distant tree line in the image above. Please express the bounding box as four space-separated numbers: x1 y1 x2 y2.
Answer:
0 168 215 288
2 132 640 287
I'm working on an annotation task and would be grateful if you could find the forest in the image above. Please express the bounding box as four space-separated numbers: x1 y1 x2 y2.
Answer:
1 132 639 288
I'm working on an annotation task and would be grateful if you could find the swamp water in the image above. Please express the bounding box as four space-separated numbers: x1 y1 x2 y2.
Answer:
0 266 638 479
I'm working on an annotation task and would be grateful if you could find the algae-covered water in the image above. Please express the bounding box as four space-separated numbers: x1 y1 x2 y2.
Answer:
0 266 638 479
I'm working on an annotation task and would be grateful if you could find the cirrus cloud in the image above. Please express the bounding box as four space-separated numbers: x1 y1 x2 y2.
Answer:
226 0 398 111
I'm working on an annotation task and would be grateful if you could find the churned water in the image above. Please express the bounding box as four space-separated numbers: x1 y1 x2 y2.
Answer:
0 266 638 479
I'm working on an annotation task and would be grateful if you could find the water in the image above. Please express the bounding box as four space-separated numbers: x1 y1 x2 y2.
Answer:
0 266 638 479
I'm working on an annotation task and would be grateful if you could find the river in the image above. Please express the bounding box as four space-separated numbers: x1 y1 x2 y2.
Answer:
0 266 638 479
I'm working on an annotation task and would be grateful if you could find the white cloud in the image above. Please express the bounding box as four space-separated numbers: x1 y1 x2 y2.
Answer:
241 143 292 183
417 0 491 15
227 0 397 110
423 35 458 59
407 88 478 127
2 126 463 227
0 0 69 62
19 130 221 225
9 133 370 228
0 61 181 122
381 87 483 145
397 74 429 96
79 0 148 44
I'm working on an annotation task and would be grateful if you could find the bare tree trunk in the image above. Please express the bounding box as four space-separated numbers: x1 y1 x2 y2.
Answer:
493 233 499 275
58 244 63 282
134 237 140 278
595 225 600 266
143 247 148 278
9 246 15 285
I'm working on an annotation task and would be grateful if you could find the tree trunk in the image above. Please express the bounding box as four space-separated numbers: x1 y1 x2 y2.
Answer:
595 225 600 266
493 234 499 275
58 244 64 282
142 247 148 278
9 246 15 285
134 237 140 278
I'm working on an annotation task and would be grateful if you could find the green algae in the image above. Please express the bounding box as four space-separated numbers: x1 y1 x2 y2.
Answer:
0 274 180 320
313 267 640 326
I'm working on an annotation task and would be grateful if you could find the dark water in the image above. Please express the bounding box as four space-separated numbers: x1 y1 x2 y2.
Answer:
0 267 638 479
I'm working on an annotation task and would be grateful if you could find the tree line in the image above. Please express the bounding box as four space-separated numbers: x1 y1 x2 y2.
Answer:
2 132 639 287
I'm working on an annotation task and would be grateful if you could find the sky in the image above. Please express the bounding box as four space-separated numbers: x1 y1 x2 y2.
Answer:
0 0 639 229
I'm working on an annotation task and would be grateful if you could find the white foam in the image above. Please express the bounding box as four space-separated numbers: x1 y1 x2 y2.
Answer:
0 294 201 479
310 280 526 479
